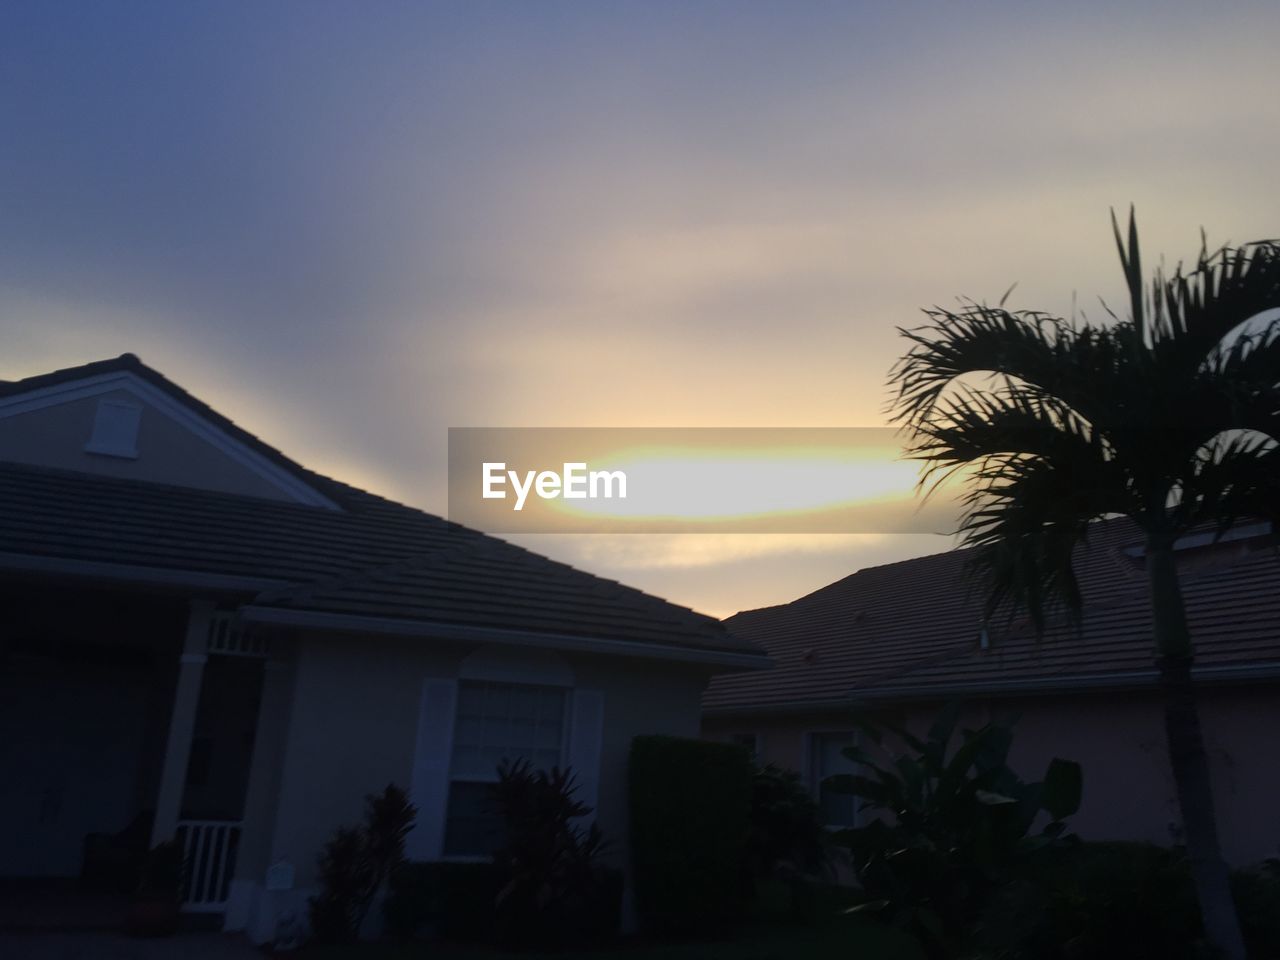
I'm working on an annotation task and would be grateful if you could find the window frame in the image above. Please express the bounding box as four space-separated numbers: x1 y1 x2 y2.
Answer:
441 678 572 860
804 729 862 830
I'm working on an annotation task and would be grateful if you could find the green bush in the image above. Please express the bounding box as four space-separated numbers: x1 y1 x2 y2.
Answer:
1232 859 1280 960
383 858 623 945
308 784 416 944
981 846 1280 960
829 705 1082 959
979 841 1202 959
746 763 829 918
383 861 502 941
629 734 754 935
491 759 618 947
382 762 621 948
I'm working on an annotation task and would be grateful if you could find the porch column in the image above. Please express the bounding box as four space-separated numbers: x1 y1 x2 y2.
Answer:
224 645 298 936
150 599 214 846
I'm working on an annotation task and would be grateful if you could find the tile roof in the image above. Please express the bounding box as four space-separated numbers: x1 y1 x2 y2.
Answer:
703 520 1280 712
0 356 759 660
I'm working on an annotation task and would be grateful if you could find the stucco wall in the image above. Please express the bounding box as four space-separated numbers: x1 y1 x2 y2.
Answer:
265 633 451 879
705 685 1280 865
229 631 711 940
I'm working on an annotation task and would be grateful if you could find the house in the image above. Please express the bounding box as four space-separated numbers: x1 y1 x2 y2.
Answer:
0 354 768 941
702 521 1280 864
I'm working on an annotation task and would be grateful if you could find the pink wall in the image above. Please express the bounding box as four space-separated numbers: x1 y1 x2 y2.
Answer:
705 684 1280 865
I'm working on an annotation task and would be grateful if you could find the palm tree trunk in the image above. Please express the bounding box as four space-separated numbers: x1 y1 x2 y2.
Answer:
1147 544 1246 960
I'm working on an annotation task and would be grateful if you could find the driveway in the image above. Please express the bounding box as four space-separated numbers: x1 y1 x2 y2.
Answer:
0 932 262 959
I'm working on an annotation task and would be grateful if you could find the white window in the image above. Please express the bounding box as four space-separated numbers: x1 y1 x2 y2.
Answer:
809 731 859 827
442 680 567 856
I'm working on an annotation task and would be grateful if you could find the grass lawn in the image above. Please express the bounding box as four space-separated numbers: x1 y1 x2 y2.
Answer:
296 909 924 960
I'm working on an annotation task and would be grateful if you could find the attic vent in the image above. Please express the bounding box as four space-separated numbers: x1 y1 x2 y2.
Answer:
84 400 142 459
978 625 991 651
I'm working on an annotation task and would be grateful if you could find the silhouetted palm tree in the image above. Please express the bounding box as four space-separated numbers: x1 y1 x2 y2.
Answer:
888 209 1280 960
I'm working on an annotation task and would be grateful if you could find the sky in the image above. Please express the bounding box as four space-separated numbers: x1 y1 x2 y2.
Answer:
3 1 1279 617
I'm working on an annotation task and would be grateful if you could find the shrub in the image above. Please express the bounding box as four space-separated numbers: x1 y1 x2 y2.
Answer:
978 841 1202 959
981 847 1280 960
829 704 1082 958
383 861 502 941
1232 859 1280 960
490 759 618 947
309 784 416 943
629 734 754 935
745 763 829 916
382 764 621 948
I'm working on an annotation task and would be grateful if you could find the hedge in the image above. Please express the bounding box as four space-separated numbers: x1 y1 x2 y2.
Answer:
383 860 623 945
382 861 501 941
629 735 753 935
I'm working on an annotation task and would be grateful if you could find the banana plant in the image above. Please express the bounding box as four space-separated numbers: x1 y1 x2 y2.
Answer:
827 704 1081 958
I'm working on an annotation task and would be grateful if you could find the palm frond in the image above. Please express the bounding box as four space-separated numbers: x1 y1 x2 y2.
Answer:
907 387 1131 628
1178 432 1280 530
889 301 1130 441
960 457 1118 632
890 209 1280 635
1112 205 1145 333
1149 234 1280 365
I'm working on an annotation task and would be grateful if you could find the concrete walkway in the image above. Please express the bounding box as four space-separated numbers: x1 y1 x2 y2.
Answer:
0 932 262 959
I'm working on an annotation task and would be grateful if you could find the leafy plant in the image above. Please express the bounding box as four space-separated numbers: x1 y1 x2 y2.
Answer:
979 841 1203 960
887 209 1280 960
1232 859 1280 959
490 759 616 947
309 783 416 943
383 861 502 942
981 846 1280 960
745 763 829 915
828 704 1081 958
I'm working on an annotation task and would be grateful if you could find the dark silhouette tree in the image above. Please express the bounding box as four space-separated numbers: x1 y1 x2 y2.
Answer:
887 208 1280 960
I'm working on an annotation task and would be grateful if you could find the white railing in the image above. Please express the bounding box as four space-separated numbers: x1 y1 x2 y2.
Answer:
176 819 242 913
206 612 269 658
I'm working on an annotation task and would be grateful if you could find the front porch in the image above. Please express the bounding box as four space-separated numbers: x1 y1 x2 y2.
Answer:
0 583 276 924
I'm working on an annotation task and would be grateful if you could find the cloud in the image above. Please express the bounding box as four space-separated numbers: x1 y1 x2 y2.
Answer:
3 0 1278 614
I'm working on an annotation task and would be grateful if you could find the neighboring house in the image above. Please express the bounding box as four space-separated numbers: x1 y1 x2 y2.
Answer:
0 354 767 942
703 521 1280 864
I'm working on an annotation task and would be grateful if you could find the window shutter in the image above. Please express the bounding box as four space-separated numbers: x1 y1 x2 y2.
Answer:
566 689 605 823
407 678 458 861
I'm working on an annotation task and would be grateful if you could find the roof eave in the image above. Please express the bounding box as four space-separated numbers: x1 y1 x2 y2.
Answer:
705 661 1280 715
847 661 1280 702
240 604 774 671
702 697 858 719
0 550 287 595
